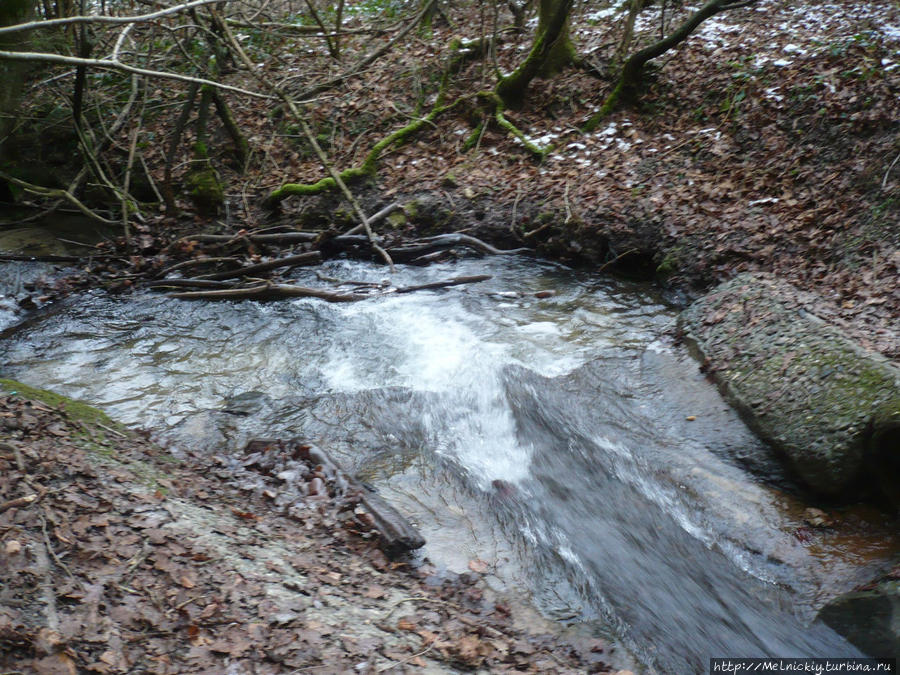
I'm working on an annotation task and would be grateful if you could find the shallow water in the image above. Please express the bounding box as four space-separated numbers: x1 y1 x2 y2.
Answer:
1 257 894 672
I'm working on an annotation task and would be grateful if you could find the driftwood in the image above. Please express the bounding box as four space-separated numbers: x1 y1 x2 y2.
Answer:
393 274 491 294
167 282 364 302
164 274 492 302
196 251 321 280
243 439 425 556
304 444 426 556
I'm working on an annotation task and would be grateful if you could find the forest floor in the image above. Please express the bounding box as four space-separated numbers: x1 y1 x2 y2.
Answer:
0 384 621 674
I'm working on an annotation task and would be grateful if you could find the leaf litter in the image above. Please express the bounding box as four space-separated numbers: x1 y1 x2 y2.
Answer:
0 391 624 673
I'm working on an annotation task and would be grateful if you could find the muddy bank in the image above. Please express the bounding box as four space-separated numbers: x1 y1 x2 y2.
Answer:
0 381 623 674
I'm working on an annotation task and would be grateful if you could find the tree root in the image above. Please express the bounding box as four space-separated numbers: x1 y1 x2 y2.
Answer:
265 101 455 205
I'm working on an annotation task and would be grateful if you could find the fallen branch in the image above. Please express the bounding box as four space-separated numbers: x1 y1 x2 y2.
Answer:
177 231 320 245
162 274 491 302
196 251 322 280
0 493 39 514
393 274 491 294
303 443 426 556
389 233 530 260
167 282 365 302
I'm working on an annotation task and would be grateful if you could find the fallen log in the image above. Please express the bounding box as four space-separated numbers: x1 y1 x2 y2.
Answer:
304 443 426 556
243 439 425 556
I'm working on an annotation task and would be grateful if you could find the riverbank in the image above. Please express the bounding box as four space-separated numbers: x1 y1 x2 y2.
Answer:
0 381 625 673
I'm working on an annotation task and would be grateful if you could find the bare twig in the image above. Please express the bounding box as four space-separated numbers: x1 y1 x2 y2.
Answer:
0 170 116 224
596 247 639 273
883 151 900 190
167 282 365 302
0 0 229 35
0 493 39 514
195 251 322 280
0 441 25 472
343 202 403 236
0 50 271 99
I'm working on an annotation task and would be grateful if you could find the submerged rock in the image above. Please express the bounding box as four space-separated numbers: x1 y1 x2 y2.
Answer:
819 579 900 657
680 272 900 503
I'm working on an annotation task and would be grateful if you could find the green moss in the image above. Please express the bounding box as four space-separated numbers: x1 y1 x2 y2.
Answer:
403 199 420 220
193 141 209 160
186 165 224 216
0 378 176 491
0 378 121 430
386 210 407 228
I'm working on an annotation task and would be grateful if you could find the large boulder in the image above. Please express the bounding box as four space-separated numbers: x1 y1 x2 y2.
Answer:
679 272 900 502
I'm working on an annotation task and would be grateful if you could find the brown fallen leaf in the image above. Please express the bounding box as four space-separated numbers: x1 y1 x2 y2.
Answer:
468 558 489 574
396 618 417 632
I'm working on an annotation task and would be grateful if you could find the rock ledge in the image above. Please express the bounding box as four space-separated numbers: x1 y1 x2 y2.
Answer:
680 272 900 502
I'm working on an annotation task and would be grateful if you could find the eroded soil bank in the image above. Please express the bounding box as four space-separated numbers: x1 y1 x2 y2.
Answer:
0 383 624 674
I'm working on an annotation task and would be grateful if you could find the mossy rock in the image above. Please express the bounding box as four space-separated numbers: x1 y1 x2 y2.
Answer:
186 165 224 216
680 273 900 503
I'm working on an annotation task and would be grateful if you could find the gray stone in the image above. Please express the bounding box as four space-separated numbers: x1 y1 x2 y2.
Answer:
819 580 900 657
680 272 900 501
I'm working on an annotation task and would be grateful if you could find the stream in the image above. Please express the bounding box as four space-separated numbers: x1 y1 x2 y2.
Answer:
2 256 896 673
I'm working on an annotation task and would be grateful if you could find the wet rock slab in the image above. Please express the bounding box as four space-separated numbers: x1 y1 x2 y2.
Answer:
680 272 900 502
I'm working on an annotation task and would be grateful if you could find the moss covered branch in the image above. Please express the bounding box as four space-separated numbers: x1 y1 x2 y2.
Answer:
267 46 459 205
584 0 756 131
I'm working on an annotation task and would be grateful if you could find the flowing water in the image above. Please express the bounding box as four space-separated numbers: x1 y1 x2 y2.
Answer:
2 257 896 673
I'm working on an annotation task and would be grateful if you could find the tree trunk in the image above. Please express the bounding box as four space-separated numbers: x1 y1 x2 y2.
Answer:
0 0 35 173
495 0 574 107
584 0 754 130
535 0 575 76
